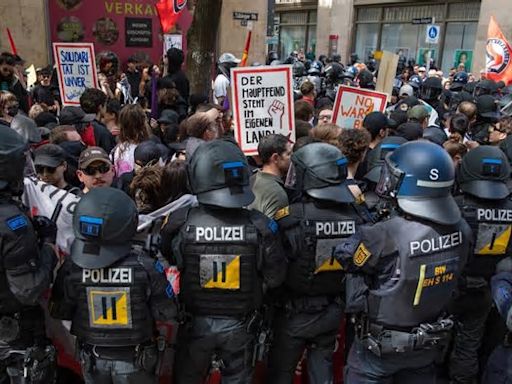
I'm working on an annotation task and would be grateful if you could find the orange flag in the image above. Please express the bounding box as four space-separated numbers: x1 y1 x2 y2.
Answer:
486 16 512 85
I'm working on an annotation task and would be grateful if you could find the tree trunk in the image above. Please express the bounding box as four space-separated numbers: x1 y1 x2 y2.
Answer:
186 0 223 96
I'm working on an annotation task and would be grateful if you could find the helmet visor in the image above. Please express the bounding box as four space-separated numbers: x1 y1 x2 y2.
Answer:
376 157 404 198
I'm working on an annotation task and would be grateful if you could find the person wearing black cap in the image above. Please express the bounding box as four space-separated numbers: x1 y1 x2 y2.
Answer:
396 121 423 141
449 146 512 384
33 143 73 191
471 95 503 144
77 147 115 194
31 66 59 114
355 111 393 179
267 143 367 383
333 141 471 383
50 187 176 384
159 139 286 383
0 127 58 382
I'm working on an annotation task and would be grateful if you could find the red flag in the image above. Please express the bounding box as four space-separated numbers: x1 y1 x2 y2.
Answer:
6 28 17 55
156 0 187 33
486 16 512 85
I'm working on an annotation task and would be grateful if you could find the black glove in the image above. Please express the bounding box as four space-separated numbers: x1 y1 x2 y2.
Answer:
32 216 57 245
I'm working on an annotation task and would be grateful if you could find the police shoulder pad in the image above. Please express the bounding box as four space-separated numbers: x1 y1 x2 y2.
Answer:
353 242 372 267
162 207 190 235
6 214 28 232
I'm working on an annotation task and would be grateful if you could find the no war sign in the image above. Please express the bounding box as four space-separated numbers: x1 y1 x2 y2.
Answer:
53 43 98 107
332 86 388 129
231 65 295 155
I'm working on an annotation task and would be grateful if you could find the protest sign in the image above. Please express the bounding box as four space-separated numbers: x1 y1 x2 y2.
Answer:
22 177 80 256
52 42 98 106
332 86 388 129
231 65 295 155
376 51 399 96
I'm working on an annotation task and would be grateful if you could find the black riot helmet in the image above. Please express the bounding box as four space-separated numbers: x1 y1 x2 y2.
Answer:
420 76 443 102
188 139 254 208
70 187 138 269
0 128 27 196
290 143 354 203
364 136 407 184
474 79 497 97
377 141 460 225
458 145 510 200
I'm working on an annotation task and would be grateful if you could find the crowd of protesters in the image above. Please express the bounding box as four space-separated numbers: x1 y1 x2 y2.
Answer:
2 44 512 383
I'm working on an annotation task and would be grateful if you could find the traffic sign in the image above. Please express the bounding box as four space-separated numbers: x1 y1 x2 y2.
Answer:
426 24 441 44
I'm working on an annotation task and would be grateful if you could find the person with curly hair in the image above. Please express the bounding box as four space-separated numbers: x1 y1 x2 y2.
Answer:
130 164 163 213
338 128 371 201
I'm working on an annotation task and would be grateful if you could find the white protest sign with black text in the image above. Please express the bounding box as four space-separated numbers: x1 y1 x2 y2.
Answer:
231 65 295 155
332 86 388 129
53 42 98 107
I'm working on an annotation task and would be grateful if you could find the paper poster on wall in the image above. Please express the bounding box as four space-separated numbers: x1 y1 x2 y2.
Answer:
454 49 473 72
231 65 295 155
331 85 388 129
417 48 436 67
53 42 98 106
163 34 183 54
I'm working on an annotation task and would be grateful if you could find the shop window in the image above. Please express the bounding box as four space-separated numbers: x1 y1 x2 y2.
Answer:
278 10 317 58
354 23 378 62
441 22 477 73
281 12 308 24
280 26 307 57
357 7 380 22
448 3 480 20
383 4 444 23
381 23 422 63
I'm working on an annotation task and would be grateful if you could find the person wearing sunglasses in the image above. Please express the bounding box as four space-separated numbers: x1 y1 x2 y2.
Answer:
76 147 115 194
31 66 59 114
33 144 73 191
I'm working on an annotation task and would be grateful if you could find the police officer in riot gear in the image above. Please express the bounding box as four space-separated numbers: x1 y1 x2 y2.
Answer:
449 146 512 384
159 139 286 384
0 128 57 384
334 141 472 383
268 143 366 384
50 187 175 384
482 260 512 383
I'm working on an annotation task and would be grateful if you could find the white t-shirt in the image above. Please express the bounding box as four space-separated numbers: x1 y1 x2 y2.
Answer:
213 74 230 104
111 142 137 177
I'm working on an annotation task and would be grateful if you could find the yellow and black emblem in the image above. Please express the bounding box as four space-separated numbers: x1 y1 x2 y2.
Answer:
475 223 511 255
315 239 343 273
87 287 132 328
200 254 241 290
353 242 372 267
274 206 290 221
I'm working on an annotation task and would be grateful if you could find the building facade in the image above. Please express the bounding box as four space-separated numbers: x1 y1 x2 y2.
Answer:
1 0 510 77
274 0 511 75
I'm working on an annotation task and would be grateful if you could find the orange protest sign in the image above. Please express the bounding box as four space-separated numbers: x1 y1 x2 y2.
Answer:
331 86 388 129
